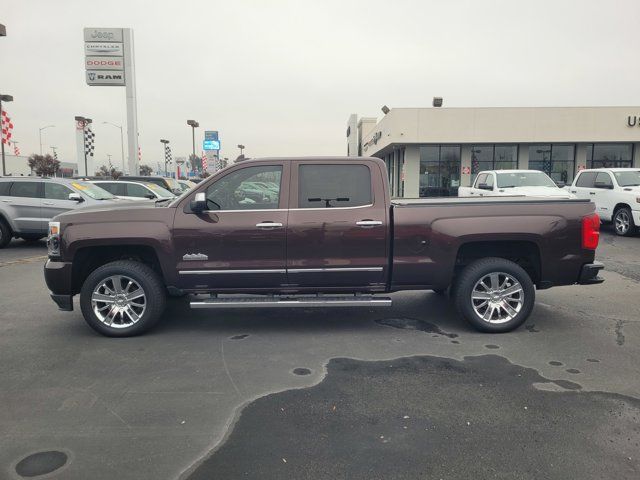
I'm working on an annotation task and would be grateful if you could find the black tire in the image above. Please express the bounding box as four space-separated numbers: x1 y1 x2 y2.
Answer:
20 234 46 242
454 257 535 333
80 260 166 337
0 219 11 249
613 207 636 237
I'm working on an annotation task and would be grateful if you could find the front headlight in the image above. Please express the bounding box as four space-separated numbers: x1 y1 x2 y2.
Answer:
47 221 61 257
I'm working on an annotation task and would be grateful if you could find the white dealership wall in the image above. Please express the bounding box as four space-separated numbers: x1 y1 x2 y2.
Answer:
348 106 640 197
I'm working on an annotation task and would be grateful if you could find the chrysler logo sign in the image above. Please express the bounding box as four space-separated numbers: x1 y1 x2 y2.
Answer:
84 42 123 56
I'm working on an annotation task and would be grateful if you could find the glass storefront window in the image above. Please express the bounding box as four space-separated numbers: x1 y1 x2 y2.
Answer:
529 144 575 183
419 145 461 197
586 143 633 169
471 144 518 182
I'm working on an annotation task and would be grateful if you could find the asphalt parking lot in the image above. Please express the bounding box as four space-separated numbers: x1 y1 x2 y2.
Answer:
0 228 638 480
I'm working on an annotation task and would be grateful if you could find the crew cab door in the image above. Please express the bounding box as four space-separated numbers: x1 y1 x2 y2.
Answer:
286 160 388 289
593 172 615 220
172 162 290 289
571 171 597 200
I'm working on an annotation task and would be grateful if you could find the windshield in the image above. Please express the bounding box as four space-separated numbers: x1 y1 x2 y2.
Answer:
163 177 180 191
145 182 175 198
613 170 640 187
70 180 115 200
496 172 557 188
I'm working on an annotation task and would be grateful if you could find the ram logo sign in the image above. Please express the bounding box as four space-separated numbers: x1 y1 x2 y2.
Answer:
85 70 125 86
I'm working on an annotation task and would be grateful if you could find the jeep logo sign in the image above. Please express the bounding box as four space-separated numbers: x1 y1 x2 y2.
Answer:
83 28 123 42
85 70 125 86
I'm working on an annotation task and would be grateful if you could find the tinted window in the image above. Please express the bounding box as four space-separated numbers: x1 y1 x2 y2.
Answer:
44 183 73 200
9 182 40 198
594 172 613 188
475 173 487 186
485 174 494 188
613 170 640 187
0 181 11 196
205 165 282 210
126 183 152 198
575 172 597 188
298 164 371 208
97 182 125 196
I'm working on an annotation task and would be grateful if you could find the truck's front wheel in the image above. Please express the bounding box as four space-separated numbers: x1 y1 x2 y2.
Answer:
80 260 166 337
454 258 535 333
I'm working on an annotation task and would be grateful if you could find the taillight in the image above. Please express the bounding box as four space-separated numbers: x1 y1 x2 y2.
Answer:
582 213 600 250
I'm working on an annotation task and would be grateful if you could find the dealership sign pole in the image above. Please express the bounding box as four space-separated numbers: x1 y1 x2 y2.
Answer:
83 27 139 174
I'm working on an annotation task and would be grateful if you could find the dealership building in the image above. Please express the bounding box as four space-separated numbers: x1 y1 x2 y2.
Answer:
346 106 640 197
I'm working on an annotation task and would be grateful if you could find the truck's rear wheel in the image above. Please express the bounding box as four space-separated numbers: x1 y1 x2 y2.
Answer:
454 257 534 333
80 260 166 337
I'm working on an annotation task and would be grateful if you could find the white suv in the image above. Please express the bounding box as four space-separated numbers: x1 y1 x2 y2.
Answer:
569 168 640 236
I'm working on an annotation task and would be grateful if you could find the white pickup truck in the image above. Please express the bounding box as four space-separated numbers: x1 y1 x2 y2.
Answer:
568 168 640 236
458 170 575 199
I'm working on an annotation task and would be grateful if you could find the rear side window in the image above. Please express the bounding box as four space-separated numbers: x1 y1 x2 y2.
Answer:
99 183 125 196
44 183 73 200
298 164 372 208
575 172 597 188
594 172 613 188
0 181 11 196
9 182 40 198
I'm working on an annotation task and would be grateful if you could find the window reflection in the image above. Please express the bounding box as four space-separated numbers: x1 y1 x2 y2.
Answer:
529 144 575 184
419 145 461 197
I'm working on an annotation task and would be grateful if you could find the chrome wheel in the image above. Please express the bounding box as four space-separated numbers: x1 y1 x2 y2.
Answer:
91 275 146 328
615 210 630 235
471 272 524 324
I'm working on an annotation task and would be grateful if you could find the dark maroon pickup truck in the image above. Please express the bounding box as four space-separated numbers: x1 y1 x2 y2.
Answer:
44 157 603 337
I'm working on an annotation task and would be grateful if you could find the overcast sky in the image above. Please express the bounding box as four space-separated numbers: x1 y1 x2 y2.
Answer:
2 0 639 169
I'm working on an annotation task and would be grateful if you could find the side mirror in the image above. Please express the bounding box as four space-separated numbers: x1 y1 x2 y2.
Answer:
190 192 207 213
593 182 613 190
144 193 155 199
554 181 566 188
477 183 493 191
68 192 84 202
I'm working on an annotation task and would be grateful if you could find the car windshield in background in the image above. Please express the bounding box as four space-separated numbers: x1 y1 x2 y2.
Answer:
613 170 640 187
145 183 175 198
496 172 557 188
70 181 115 200
164 178 180 190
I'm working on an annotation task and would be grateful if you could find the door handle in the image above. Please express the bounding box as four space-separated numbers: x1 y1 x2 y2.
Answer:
589 192 596 195
43 201 54 205
356 220 383 227
1 199 11 203
570 190 577 193
256 222 283 229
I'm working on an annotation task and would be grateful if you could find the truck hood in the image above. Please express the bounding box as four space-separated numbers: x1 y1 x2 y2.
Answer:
497 186 575 198
55 199 164 222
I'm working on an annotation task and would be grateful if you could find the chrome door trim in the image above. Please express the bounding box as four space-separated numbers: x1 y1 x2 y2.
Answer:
179 269 287 275
288 267 383 273
356 220 383 227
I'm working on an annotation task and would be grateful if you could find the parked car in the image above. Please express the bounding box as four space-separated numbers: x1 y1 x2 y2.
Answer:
177 179 197 192
44 157 603 337
91 180 175 201
0 177 121 248
120 176 183 195
568 168 640 236
459 170 575 198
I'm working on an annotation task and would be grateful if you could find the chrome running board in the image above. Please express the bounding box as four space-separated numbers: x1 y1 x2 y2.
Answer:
189 294 392 309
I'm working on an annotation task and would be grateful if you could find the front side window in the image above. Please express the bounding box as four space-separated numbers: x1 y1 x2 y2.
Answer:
96 183 125 196
44 183 73 200
594 172 613 189
205 165 282 210
475 173 487 186
613 170 640 187
126 183 154 198
9 182 39 198
298 164 371 208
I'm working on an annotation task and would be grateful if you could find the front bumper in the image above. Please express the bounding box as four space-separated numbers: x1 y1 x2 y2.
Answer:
578 261 605 285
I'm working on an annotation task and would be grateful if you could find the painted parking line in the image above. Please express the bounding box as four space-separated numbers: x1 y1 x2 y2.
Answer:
0 255 48 268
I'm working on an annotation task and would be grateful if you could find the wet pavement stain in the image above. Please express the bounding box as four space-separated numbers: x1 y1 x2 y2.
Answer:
566 368 581 374
586 358 600 363
292 368 312 376
186 355 637 480
15 450 68 478
525 324 540 333
451 340 460 344
549 361 564 366
375 318 459 338
485 344 500 349
230 334 249 340
614 320 626 346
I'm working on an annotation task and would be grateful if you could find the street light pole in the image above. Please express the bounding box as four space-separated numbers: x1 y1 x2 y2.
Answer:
160 139 170 177
186 120 199 158
237 144 245 156
102 122 125 173
39 125 55 155
0 94 14 176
